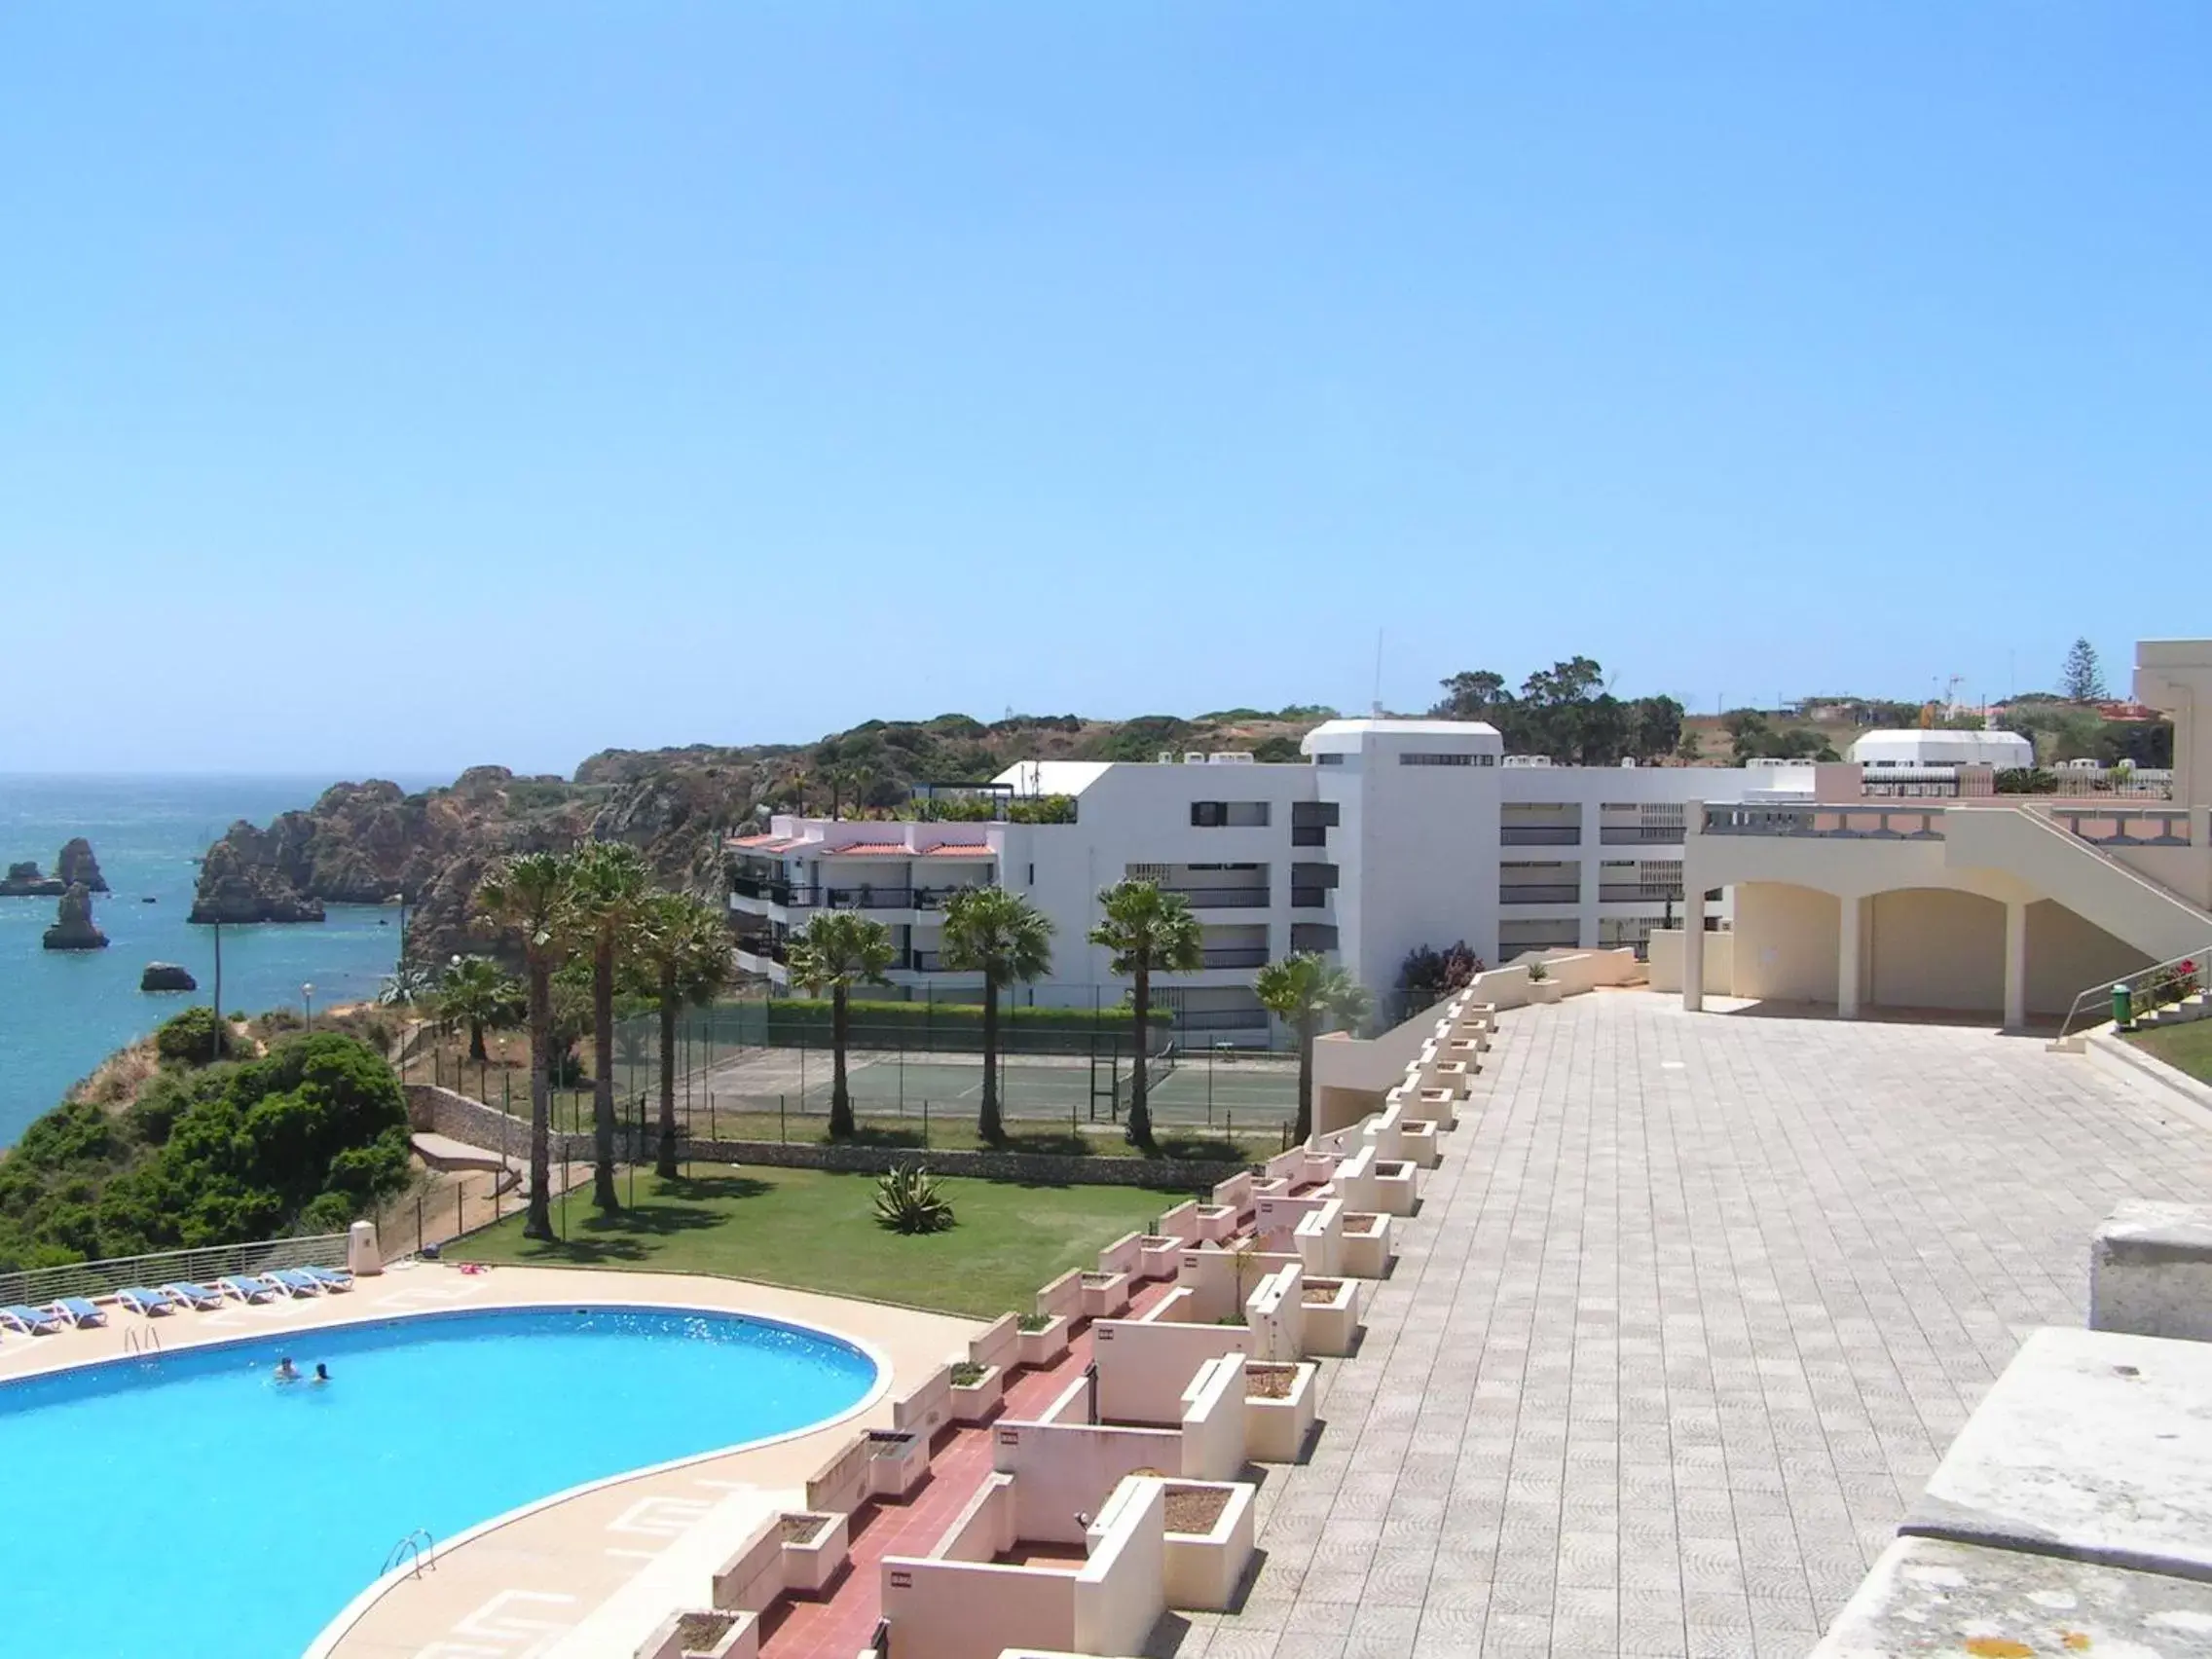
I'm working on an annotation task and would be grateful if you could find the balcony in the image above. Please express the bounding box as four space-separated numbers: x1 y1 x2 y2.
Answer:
1499 826 1581 846
730 876 821 908
1198 946 1270 970
1289 887 1331 909
1163 887 1271 909
1498 884 1581 905
1290 825 1328 847
1599 826 1686 845
1599 884 1681 904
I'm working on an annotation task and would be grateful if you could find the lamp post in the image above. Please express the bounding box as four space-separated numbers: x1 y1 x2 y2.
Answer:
303 982 315 1032
209 918 225 1062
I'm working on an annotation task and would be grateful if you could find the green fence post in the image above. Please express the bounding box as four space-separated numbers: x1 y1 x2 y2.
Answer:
923 1098 930 1148
780 1094 786 1144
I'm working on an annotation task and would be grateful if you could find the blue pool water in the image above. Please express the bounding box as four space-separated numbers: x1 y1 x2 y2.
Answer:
0 1306 878 1659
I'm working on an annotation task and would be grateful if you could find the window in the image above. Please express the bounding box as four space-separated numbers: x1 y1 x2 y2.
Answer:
1191 801 1271 828
1315 753 1345 765
1399 753 1472 766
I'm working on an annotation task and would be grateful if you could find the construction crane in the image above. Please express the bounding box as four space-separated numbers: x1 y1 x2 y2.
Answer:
1918 675 1966 728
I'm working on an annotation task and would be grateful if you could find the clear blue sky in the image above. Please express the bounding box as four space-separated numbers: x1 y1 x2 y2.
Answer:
4 4 2205 777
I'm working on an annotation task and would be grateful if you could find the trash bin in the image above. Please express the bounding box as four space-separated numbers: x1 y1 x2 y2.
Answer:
348 1218 384 1276
2113 983 2134 1029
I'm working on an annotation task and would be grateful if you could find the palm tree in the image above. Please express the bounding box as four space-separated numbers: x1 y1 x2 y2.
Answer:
939 887 1054 1144
566 840 654 1212
1253 952 1374 1144
1088 880 1201 1154
638 893 734 1177
436 954 524 1062
787 910 897 1139
476 852 575 1242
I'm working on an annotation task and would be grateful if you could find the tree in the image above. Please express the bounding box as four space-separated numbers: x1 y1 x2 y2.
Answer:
476 852 574 1241
1634 695 1684 762
565 840 654 1212
2060 638 2108 705
786 909 898 1140
637 893 735 1176
435 955 524 1062
939 887 1054 1144
1431 670 1511 719
1088 880 1201 1154
1674 728 1704 763
1254 953 1373 1143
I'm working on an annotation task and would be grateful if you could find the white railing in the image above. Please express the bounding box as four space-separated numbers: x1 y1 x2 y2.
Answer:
1701 803 1946 840
0 1234 350 1309
2056 944 2212 1047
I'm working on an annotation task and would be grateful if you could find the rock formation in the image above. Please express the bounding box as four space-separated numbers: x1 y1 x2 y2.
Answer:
1 860 64 898
187 833 328 924
55 837 108 893
42 884 108 950
140 962 198 992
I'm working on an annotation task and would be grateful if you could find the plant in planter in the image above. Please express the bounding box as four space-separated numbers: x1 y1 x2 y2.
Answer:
778 1511 851 1597
874 1162 956 1234
948 1357 1003 1422
950 1361 987 1387
1524 958 1549 982
1015 1311 1068 1367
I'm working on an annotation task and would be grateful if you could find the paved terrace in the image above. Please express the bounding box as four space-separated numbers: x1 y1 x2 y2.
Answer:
1176 990 2212 1659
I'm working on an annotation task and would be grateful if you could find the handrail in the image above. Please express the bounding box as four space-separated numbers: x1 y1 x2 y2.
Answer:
381 1528 436 1580
2056 942 2212 1047
124 1325 162 1356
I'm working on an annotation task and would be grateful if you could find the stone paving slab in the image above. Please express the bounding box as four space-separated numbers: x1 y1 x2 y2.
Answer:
1164 992 2212 1659
1813 1535 2212 1657
1902 1326 2212 1581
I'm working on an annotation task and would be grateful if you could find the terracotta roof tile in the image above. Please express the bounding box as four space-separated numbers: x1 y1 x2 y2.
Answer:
921 844 997 858
823 841 915 857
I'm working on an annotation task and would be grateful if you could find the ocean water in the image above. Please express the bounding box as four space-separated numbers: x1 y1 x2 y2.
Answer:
0 775 431 1148
0 1306 877 1658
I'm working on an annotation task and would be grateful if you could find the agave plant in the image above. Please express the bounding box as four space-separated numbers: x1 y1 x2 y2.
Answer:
873 1162 956 1235
377 963 440 1008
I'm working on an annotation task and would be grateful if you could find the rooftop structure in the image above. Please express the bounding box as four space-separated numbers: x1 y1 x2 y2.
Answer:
1846 728 2034 770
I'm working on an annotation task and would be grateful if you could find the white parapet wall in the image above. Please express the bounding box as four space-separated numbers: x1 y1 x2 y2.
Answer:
2090 1201 2212 1343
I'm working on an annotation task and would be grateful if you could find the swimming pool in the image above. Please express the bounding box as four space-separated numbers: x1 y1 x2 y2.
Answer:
0 1305 879 1658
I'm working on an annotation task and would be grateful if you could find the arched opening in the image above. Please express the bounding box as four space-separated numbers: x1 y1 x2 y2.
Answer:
1865 888 2006 1015
1731 882 1841 1005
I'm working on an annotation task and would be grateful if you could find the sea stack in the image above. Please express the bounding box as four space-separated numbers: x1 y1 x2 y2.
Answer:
140 962 197 992
1 860 65 898
42 883 109 950
55 837 109 893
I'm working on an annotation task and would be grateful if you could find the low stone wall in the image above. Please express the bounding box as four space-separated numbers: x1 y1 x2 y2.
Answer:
405 1083 1240 1193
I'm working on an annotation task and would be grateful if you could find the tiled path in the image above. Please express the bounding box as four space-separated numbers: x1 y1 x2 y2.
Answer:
1162 992 2212 1659
760 1279 1177 1659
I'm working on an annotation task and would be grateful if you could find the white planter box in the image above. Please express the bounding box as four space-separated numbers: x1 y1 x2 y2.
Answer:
1301 1277 1361 1357
1196 1204 1240 1243
1161 1481 1258 1612
637 1608 758 1659
1340 1213 1393 1280
1244 1362 1318 1462
949 1364 1004 1424
778 1512 850 1598
1015 1315 1070 1370
1527 979 1564 1004
1080 1272 1131 1320
1137 1235 1184 1281
1373 1161 1418 1217
866 1430 927 1500
1399 1120 1439 1169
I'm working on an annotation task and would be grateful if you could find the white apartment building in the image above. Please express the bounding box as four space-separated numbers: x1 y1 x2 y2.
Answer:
727 719 1766 1040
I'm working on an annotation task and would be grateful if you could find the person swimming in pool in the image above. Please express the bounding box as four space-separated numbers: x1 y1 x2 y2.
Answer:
274 1356 299 1382
312 1363 330 1384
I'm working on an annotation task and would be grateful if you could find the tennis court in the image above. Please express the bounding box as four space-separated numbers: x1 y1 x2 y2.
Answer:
694 1042 1297 1128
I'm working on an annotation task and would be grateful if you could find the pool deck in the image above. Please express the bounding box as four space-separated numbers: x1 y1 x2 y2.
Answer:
0 1262 976 1659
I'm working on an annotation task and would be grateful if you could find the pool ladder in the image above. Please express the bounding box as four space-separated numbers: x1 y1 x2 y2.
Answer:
382 1529 437 1580
123 1325 162 1356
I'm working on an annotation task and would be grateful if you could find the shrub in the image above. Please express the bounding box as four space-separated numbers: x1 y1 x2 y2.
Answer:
1016 1312 1053 1333
154 1007 233 1065
949 1361 987 1386
873 1163 956 1235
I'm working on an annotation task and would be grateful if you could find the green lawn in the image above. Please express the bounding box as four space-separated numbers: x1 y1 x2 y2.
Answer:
2127 1021 2212 1085
454 1164 1182 1318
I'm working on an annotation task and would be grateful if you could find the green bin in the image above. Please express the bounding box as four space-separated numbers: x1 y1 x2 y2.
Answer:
2113 983 2134 1029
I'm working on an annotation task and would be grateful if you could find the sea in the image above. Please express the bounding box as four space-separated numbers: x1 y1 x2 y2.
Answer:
0 776 434 1149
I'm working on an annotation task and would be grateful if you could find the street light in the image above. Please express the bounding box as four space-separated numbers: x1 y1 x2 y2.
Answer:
303 982 315 1032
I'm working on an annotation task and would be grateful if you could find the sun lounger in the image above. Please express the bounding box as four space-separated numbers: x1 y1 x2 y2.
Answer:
0 1305 61 1335
216 1274 280 1303
300 1267 353 1292
46 1297 104 1328
159 1282 223 1310
116 1287 175 1315
268 1269 325 1297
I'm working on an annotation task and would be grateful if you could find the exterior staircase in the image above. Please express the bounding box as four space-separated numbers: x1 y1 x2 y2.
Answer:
1945 804 2212 963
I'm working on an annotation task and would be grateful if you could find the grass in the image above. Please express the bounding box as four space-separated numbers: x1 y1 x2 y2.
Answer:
454 1163 1181 1317
2126 1019 2212 1085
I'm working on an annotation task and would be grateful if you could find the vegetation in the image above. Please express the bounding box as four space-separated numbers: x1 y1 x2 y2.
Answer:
153 1006 236 1065
873 1162 957 1234
787 910 898 1138
568 841 655 1213
0 1032 411 1272
1430 659 1682 764
457 1164 1174 1317
475 852 575 1242
435 955 525 1062
1253 953 1373 1142
1397 940 1483 1011
1720 709 1840 761
636 893 735 1177
939 887 1056 1144
2060 637 2110 705
949 1361 989 1386
1088 880 1203 1154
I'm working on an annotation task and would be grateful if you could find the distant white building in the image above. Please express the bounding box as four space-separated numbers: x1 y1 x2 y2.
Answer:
726 720 1766 1040
1847 729 2035 770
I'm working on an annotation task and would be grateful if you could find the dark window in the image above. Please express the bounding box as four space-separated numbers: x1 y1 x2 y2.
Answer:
1400 753 1474 767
